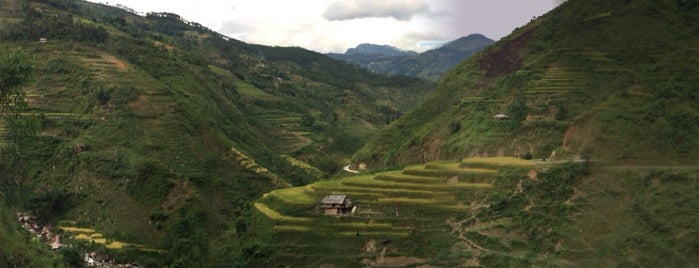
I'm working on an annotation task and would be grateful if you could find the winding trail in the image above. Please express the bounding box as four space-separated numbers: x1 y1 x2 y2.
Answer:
343 165 360 174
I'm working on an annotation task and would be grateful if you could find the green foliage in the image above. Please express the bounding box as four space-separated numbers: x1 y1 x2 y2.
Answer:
0 202 64 267
1 4 106 43
0 1 432 265
0 48 32 112
355 0 699 166
0 47 37 191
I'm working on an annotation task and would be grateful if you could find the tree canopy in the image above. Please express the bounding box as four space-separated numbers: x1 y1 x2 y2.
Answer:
0 49 32 113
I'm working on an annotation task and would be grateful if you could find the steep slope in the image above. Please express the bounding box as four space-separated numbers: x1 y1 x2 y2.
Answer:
354 0 699 167
246 157 699 267
0 0 428 265
328 34 494 80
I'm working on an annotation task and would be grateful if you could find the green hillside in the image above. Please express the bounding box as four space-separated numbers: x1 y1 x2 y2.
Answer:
353 0 699 167
3 0 699 266
239 0 699 266
246 158 699 267
0 0 428 266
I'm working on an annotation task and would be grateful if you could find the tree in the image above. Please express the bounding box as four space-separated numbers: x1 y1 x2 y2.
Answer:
0 48 35 187
0 49 32 112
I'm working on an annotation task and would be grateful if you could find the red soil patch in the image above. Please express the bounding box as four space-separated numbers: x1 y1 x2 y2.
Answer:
104 55 127 71
478 29 534 78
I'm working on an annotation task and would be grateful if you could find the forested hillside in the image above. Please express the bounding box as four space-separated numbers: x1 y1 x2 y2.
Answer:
0 0 428 266
354 0 699 167
329 34 494 80
241 0 699 266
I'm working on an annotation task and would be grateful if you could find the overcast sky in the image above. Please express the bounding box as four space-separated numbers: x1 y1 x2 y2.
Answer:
88 0 563 53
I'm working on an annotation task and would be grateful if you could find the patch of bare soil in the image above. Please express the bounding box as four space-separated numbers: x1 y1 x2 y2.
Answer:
528 169 538 180
478 29 533 78
104 54 127 71
446 176 458 185
365 239 376 253
561 113 594 154
497 147 506 157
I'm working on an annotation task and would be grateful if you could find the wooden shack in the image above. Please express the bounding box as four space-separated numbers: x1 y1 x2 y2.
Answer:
318 195 355 215
493 114 510 120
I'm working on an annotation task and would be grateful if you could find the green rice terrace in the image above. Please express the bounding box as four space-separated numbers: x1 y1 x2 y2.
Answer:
244 157 699 267
248 157 538 266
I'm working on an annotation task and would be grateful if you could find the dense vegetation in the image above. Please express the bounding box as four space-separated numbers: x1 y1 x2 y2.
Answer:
2 0 698 266
0 0 428 266
353 0 699 167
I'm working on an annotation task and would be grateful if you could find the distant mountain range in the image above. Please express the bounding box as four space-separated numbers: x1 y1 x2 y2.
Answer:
344 43 417 57
328 34 494 80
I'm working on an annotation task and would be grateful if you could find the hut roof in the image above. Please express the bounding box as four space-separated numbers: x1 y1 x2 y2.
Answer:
320 195 347 205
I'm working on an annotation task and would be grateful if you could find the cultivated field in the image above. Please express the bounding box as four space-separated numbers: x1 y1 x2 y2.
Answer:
251 157 538 266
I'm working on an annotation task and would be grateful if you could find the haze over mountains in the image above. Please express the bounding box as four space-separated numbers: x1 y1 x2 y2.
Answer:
328 34 494 80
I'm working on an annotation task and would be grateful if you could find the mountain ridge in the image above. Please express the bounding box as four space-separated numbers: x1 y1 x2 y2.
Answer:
328 34 494 80
344 43 417 56
242 0 699 266
354 0 699 167
0 0 429 266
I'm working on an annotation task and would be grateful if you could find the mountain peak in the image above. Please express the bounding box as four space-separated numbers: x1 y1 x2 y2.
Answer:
345 43 417 56
437 34 495 52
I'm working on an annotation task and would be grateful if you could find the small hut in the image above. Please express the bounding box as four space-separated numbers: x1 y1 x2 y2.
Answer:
493 114 510 120
318 195 355 215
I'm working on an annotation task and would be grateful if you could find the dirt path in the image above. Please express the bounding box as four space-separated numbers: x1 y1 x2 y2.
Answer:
343 165 359 174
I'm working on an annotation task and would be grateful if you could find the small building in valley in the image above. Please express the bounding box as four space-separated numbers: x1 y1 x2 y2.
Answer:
493 114 510 120
318 195 355 215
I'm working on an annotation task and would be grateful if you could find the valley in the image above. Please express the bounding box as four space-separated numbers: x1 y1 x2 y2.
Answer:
1 0 698 267
245 158 699 267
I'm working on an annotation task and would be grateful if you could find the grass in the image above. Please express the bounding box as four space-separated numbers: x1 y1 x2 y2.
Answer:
254 202 312 222
253 154 699 267
59 226 97 233
59 224 157 252
235 81 278 99
342 178 491 191
266 186 317 205
249 158 538 266
460 157 536 167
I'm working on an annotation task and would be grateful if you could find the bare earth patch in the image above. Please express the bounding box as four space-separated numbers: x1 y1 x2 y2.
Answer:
104 54 127 71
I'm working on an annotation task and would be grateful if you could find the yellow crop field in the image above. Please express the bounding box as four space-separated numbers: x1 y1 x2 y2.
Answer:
106 241 128 249
273 225 312 232
461 157 536 167
269 186 317 205
338 230 411 237
254 202 312 222
377 197 440 205
60 226 96 233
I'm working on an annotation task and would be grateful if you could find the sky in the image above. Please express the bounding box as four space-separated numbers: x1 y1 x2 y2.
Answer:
88 0 563 53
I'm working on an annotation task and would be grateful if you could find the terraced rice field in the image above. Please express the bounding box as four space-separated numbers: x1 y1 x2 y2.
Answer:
252 157 539 266
59 225 156 251
527 66 586 94
0 121 6 148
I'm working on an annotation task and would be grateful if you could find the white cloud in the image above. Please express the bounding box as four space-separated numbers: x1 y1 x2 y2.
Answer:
323 0 430 21
88 0 562 53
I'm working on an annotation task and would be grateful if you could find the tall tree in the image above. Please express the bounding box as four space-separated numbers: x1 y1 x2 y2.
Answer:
0 48 34 189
